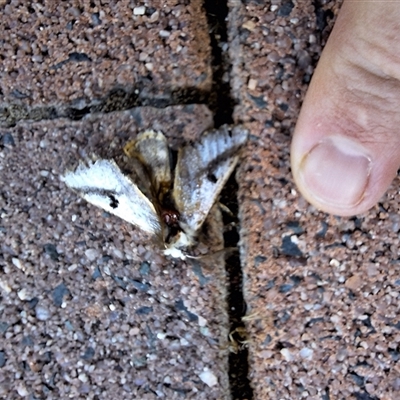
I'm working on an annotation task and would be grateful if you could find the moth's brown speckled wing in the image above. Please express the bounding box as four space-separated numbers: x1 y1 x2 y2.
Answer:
173 125 248 235
124 130 172 202
61 159 162 238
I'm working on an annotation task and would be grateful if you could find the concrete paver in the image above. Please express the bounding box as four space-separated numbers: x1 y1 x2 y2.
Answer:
229 0 400 398
1 1 400 399
0 1 212 125
0 105 231 399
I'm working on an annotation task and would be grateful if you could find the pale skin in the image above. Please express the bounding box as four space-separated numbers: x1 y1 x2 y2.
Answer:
291 0 400 216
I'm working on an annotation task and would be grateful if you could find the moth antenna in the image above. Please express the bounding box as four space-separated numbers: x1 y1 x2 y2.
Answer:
186 247 238 261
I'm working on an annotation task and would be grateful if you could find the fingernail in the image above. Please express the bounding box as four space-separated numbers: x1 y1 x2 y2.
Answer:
300 137 372 208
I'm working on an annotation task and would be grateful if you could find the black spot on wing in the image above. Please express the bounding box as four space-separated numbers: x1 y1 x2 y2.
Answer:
78 187 120 209
108 194 119 209
207 172 218 183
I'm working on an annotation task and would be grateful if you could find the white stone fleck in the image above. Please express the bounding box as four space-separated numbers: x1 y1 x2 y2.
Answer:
247 78 257 90
360 341 369 349
149 11 159 22
17 383 29 396
0 280 12 294
12 257 24 270
280 348 293 361
112 247 124 259
36 305 51 321
200 326 211 337
199 369 218 387
290 235 299 244
78 373 88 382
17 288 28 300
329 259 340 267
85 248 100 261
39 139 49 148
299 347 313 360
330 315 341 324
133 6 146 15
103 265 111 275
159 30 170 38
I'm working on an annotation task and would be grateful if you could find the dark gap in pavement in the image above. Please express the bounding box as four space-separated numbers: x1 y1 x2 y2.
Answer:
220 174 253 400
0 86 211 127
1 3 253 396
203 0 253 399
203 0 235 128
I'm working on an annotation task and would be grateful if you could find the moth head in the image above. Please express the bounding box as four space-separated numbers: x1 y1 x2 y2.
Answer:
161 208 180 227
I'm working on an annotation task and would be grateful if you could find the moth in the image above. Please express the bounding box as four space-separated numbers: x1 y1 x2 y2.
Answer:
61 125 248 259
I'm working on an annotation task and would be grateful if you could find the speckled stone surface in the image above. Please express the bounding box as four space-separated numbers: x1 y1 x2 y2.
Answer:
2 0 400 398
0 105 232 399
229 0 400 399
0 1 212 125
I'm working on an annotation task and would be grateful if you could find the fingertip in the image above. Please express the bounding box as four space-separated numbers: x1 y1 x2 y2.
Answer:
291 130 398 216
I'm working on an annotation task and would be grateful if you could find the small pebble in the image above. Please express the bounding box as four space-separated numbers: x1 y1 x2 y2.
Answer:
17 288 28 300
0 280 12 294
149 11 159 22
78 373 88 383
39 139 49 148
35 305 51 321
242 20 256 31
345 274 362 291
299 347 313 360
199 370 217 387
198 316 207 327
112 248 123 259
248 78 258 90
133 6 146 15
329 259 340 267
12 258 23 270
280 348 293 361
17 383 29 396
159 30 170 38
85 248 100 261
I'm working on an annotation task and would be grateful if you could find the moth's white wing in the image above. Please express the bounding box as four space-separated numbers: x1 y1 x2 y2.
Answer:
173 125 248 234
124 130 171 201
61 159 162 237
